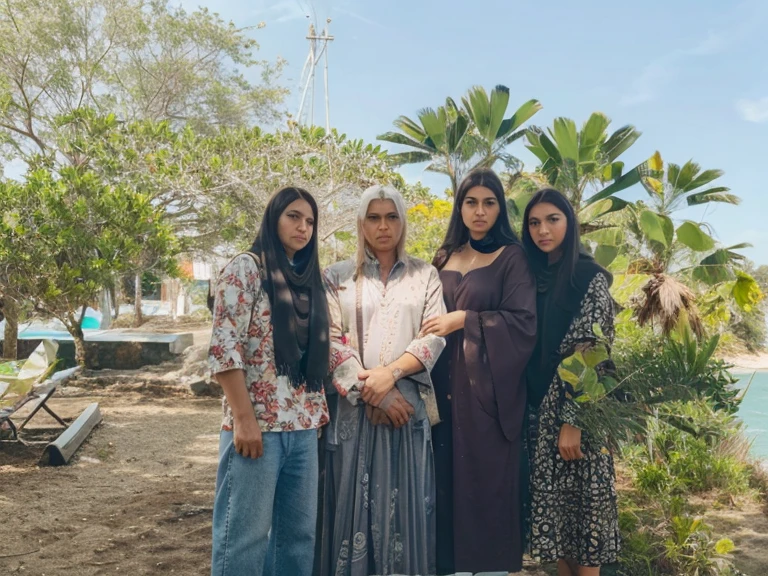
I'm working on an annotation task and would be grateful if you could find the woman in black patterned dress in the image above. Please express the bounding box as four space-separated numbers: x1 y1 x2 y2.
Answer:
522 188 620 576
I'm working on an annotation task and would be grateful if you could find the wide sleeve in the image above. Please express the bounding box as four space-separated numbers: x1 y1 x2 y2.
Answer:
208 254 262 376
324 268 364 405
405 265 447 373
560 272 615 428
464 245 537 441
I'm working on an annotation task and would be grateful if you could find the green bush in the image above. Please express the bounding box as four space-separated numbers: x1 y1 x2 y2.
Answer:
623 401 752 497
617 492 742 576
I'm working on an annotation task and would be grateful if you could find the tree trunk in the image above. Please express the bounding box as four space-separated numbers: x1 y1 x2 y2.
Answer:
2 297 18 360
134 272 143 327
65 311 87 368
72 324 87 368
170 279 178 321
111 281 120 320
99 288 112 329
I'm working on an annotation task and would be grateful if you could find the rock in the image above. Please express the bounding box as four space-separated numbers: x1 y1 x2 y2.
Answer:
189 378 221 397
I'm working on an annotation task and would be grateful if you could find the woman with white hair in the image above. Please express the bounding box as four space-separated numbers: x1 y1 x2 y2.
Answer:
315 184 447 576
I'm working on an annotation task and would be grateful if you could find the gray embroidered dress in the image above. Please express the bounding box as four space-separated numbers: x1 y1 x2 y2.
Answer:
316 253 446 576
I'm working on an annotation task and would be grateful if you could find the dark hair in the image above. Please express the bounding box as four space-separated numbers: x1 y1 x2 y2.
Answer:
249 186 330 391
250 186 321 279
432 168 519 269
522 187 582 300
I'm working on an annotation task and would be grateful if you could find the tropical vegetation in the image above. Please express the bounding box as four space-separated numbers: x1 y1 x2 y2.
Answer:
0 2 766 573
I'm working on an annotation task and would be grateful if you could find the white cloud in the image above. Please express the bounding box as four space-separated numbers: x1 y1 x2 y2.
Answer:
736 98 768 123
258 0 309 23
621 18 748 106
333 6 387 30
685 31 728 56
620 59 677 107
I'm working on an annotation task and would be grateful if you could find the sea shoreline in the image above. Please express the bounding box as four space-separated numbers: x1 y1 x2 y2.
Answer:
721 352 768 372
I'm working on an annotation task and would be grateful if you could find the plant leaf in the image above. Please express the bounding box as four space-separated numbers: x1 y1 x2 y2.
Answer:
639 210 670 247
686 186 740 206
603 125 641 163
386 151 433 165
676 221 716 251
585 165 641 205
497 99 542 138
595 244 619 267
552 117 579 162
683 168 724 192
377 131 435 152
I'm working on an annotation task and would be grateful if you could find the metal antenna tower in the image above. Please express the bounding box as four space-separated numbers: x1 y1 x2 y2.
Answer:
296 18 334 131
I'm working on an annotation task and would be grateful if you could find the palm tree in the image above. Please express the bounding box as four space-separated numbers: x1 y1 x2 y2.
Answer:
377 85 541 195
639 152 740 217
626 152 751 337
525 112 642 209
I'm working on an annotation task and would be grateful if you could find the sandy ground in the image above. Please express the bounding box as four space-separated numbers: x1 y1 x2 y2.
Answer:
0 374 550 576
721 352 768 372
1 328 764 576
1 391 220 575
704 500 768 575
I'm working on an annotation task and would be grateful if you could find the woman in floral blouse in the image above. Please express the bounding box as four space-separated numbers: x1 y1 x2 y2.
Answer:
208 186 331 576
315 184 447 576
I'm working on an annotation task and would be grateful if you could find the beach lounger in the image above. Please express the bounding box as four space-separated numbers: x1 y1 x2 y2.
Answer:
0 340 66 441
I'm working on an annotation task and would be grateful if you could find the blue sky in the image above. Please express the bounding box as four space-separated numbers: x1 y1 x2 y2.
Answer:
192 0 768 264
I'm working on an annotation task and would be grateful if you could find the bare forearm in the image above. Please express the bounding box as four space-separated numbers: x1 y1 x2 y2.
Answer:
388 352 424 380
216 369 256 422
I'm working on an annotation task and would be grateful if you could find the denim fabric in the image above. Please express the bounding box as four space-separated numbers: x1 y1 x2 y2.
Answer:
211 429 319 576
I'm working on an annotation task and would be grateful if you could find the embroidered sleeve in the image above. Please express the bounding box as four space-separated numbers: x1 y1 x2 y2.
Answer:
324 268 364 405
405 265 447 372
208 255 262 375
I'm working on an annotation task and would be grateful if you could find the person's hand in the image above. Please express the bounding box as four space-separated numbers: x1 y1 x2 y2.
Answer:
420 311 466 337
359 366 396 406
558 423 584 461
234 415 263 459
377 388 415 428
365 404 393 426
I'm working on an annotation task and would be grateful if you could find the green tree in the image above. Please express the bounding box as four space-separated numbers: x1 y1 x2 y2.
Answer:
0 165 179 365
0 0 286 157
525 112 645 238
0 0 287 347
620 152 761 337
84 120 404 266
406 198 453 263
526 112 641 205
378 85 541 195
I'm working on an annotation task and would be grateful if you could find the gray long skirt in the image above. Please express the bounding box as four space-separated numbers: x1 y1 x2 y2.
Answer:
315 380 436 576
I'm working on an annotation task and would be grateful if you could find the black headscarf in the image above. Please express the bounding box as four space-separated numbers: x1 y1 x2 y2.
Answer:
522 188 614 409
526 251 613 409
251 187 330 392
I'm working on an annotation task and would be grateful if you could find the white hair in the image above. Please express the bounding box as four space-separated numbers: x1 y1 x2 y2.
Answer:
356 184 408 276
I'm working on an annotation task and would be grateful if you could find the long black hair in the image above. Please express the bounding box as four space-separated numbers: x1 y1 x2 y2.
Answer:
432 168 519 269
250 186 329 392
522 187 587 302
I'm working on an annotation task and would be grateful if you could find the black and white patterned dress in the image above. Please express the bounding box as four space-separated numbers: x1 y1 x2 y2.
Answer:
526 272 621 567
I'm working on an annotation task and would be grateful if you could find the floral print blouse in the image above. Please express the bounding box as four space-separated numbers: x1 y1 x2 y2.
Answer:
208 253 329 432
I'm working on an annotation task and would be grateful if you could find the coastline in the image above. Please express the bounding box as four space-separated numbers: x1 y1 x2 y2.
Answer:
720 352 768 372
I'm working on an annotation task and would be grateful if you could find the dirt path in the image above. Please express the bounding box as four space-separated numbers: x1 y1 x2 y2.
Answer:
1 393 221 575
705 501 768 575
1 387 552 576
16 366 767 575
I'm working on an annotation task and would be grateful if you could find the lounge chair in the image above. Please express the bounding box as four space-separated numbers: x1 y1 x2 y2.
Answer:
0 340 66 441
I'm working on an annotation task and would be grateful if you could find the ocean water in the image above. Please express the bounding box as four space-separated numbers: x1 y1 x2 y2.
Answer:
734 370 768 460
